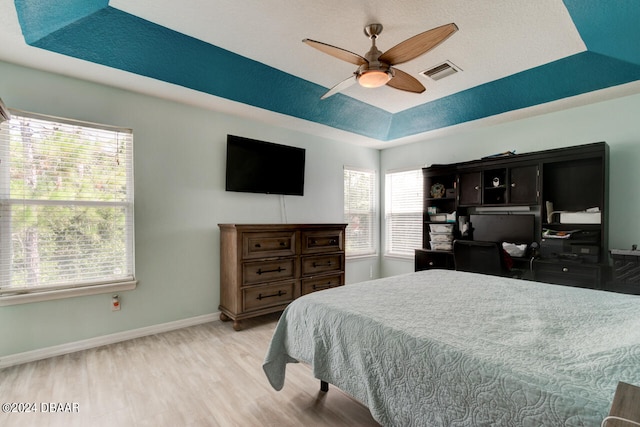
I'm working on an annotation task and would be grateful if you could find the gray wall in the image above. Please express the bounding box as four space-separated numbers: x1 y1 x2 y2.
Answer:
3 57 640 358
0 60 380 357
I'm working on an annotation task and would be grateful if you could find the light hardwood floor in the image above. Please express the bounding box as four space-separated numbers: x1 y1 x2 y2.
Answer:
0 313 380 427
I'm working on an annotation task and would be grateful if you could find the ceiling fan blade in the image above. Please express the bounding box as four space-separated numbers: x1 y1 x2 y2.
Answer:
379 23 458 66
386 68 425 93
321 75 357 99
303 39 368 66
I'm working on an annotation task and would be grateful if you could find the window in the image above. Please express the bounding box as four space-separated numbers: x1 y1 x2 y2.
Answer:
0 111 135 302
385 168 423 257
344 167 376 257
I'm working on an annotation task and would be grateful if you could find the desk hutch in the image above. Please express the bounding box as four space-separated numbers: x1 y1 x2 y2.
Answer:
415 142 613 290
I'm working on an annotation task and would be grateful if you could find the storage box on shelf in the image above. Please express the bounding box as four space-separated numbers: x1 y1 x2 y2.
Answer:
429 224 454 251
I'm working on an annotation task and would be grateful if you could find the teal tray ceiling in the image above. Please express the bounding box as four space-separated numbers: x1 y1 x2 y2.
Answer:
13 0 640 142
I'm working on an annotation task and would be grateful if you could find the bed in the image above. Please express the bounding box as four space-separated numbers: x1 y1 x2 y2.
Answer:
262 269 640 426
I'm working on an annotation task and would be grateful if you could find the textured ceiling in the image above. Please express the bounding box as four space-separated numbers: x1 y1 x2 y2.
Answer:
2 0 640 148
110 0 585 113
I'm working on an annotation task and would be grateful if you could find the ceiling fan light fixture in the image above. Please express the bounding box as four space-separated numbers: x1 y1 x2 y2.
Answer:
304 22 458 98
358 70 391 88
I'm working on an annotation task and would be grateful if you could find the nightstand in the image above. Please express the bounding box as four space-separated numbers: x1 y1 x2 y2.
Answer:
605 381 640 427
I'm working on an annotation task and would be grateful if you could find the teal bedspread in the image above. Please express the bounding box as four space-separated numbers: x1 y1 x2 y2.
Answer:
262 269 640 426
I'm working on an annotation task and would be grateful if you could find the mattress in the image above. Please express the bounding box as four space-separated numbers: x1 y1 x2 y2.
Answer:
263 269 640 426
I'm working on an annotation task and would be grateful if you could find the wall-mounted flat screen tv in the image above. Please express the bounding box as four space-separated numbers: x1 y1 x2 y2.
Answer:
225 135 306 196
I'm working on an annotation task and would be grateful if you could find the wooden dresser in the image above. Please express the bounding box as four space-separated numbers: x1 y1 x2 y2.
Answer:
218 223 346 330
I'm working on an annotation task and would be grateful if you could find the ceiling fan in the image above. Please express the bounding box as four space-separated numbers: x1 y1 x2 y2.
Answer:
303 23 458 99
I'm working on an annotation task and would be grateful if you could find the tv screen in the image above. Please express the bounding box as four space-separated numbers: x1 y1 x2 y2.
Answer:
225 135 306 196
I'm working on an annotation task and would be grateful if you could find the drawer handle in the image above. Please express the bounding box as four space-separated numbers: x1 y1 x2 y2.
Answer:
257 290 286 300
312 282 333 291
256 266 285 275
311 239 337 246
562 267 569 272
256 242 286 248
312 261 332 268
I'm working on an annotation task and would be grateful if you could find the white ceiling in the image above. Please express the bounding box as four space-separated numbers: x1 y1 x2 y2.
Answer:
110 0 586 113
0 0 629 148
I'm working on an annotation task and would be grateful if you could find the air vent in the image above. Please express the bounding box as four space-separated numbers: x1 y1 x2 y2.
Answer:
420 61 461 81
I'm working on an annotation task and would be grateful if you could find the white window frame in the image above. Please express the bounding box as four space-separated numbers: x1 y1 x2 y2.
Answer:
0 110 136 306
344 166 377 258
385 167 424 259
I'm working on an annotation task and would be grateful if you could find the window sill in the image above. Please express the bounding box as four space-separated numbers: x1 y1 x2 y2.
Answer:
383 253 414 261
0 280 138 306
346 253 379 261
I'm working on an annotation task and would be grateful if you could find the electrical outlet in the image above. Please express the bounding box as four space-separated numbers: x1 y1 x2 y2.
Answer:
111 294 121 311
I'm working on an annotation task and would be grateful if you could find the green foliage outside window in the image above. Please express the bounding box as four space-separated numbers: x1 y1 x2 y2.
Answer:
1 114 133 292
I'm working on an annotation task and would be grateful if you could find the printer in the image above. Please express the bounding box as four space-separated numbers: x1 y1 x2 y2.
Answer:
540 229 600 263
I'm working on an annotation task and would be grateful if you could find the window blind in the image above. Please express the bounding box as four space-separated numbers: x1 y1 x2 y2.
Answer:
385 168 423 257
0 111 135 295
344 167 376 257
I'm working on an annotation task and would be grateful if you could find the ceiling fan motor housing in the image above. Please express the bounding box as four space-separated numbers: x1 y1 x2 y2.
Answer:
364 23 384 38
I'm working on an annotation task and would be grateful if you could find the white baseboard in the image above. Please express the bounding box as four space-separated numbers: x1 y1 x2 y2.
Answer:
0 312 220 369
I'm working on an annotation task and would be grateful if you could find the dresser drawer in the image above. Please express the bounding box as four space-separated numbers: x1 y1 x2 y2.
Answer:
243 281 295 312
242 258 296 285
301 254 344 276
301 229 344 254
301 274 344 295
242 231 296 259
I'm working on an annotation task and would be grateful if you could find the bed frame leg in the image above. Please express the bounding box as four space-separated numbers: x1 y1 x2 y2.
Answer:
320 380 329 392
